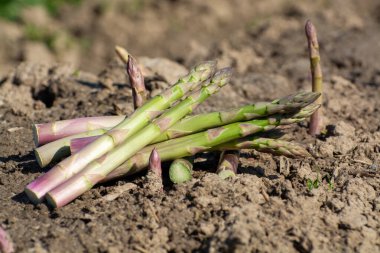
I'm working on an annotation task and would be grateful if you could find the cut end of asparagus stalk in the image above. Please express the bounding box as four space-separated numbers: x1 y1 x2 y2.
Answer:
45 193 58 208
32 124 39 147
34 148 45 168
169 159 193 184
24 186 43 204
217 152 239 179
115 45 129 64
218 170 236 180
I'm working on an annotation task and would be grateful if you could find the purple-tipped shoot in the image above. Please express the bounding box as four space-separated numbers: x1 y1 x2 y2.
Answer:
217 151 239 179
305 20 323 136
169 159 193 184
146 148 163 192
0 226 14 253
127 55 147 109
149 148 162 178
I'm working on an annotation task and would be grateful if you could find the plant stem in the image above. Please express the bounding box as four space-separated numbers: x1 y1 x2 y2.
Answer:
305 20 323 136
35 91 320 166
25 61 217 203
44 68 232 208
145 148 163 192
103 105 317 182
34 91 319 146
169 159 193 184
127 55 147 109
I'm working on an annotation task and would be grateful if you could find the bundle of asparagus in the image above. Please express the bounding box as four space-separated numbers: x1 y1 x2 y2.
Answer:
25 45 320 208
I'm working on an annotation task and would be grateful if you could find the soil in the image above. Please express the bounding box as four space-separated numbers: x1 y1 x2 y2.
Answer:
0 0 379 252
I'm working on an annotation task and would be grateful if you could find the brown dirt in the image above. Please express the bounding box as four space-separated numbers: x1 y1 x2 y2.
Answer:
0 0 379 252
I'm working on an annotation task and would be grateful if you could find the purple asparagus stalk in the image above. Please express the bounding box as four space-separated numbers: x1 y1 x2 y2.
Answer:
305 20 323 136
216 151 239 179
25 61 217 203
33 116 123 146
0 226 14 253
127 55 148 109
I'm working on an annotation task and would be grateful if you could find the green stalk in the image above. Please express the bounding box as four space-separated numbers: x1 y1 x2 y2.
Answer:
217 151 239 179
25 61 217 203
169 159 193 184
215 137 311 158
35 91 320 166
45 68 232 208
305 20 323 136
103 104 318 182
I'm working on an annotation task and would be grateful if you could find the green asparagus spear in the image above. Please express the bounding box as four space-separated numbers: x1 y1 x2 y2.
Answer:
45 68 232 208
25 61 217 203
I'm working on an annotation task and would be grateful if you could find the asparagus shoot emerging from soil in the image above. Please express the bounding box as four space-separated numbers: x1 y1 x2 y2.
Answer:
103 104 318 182
26 61 217 203
44 68 232 208
169 159 193 184
149 148 162 177
0 226 14 253
145 148 163 192
217 151 239 179
305 20 323 136
127 55 148 109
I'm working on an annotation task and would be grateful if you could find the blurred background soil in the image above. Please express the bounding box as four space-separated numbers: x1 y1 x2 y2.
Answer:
0 0 379 252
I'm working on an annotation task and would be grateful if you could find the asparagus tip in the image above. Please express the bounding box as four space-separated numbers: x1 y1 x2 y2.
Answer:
169 159 193 184
305 20 318 45
115 45 129 64
149 148 162 177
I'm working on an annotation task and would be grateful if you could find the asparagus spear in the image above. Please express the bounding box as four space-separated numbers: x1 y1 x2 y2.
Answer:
169 159 193 184
34 91 319 146
305 20 323 136
44 68 232 208
216 151 239 179
102 105 317 182
127 55 148 109
33 116 123 146
145 148 163 192
216 137 312 158
35 91 320 166
25 61 217 203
